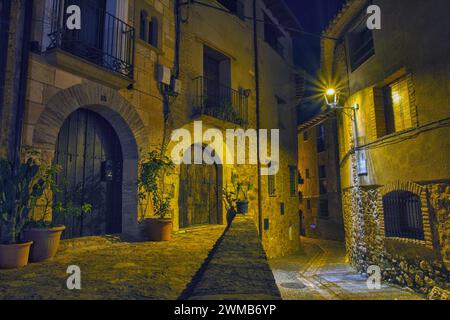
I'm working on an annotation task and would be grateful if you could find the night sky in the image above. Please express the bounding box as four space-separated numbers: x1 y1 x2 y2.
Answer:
284 0 347 123
285 0 347 74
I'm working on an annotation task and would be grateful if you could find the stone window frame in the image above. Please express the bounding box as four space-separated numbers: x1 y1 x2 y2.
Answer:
378 181 433 249
135 1 163 52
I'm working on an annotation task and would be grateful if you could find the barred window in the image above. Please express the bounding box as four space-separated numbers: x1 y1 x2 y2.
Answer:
289 166 297 197
383 191 424 240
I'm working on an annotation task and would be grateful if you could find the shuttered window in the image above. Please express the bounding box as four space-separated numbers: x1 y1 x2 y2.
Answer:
148 17 158 48
384 77 413 134
289 166 297 197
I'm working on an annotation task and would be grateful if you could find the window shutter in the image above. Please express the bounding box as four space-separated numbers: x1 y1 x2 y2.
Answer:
372 87 387 139
149 17 158 47
140 10 148 41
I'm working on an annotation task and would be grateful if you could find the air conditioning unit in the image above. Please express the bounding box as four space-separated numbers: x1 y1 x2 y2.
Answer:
157 64 171 85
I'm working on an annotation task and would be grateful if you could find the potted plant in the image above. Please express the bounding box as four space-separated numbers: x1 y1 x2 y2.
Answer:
22 161 67 263
0 158 43 269
138 150 174 241
222 186 237 226
231 173 254 215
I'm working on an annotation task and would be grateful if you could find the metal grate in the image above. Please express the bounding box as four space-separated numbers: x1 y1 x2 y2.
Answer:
383 191 424 240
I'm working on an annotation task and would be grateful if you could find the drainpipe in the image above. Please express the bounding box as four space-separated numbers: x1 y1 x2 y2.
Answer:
252 0 263 239
11 0 33 167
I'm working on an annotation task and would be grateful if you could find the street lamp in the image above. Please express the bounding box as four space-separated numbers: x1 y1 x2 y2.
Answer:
324 87 359 111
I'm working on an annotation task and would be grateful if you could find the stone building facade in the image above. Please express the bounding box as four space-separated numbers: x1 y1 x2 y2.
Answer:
0 0 301 258
321 0 450 295
297 114 344 241
167 0 301 258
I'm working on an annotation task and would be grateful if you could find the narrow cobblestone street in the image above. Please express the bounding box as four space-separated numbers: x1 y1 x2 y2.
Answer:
0 226 225 300
269 237 425 300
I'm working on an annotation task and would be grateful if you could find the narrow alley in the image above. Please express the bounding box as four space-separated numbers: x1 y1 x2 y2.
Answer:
270 238 424 300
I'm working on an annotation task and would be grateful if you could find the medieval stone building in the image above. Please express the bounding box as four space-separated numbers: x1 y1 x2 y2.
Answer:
321 0 449 295
0 0 301 258
297 107 344 241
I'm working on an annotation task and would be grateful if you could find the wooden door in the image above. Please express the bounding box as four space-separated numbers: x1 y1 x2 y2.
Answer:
204 54 221 109
54 109 123 239
179 147 220 228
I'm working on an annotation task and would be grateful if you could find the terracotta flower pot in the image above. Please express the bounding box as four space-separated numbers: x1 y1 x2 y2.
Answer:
22 226 66 263
146 219 173 241
0 241 33 269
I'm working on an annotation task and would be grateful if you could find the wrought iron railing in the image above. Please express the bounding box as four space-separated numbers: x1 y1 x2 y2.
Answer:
192 76 248 126
47 0 135 79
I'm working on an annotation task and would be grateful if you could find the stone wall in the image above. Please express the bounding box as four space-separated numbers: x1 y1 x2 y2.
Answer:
342 182 450 296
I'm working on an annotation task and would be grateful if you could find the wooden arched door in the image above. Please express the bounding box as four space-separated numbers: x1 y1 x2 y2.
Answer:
54 109 123 238
179 146 222 228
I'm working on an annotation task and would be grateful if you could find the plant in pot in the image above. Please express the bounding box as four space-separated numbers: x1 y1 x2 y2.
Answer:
231 173 254 215
138 150 174 241
0 158 43 269
22 160 68 263
222 186 238 226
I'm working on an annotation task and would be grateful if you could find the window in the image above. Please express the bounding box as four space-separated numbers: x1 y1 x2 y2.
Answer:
138 9 160 48
383 191 424 240
139 10 148 41
217 0 245 20
264 13 284 57
305 169 310 179
348 25 374 71
148 17 158 47
306 199 311 210
303 131 308 141
319 200 329 218
316 124 326 153
318 165 327 195
383 77 413 134
268 175 276 196
289 166 297 197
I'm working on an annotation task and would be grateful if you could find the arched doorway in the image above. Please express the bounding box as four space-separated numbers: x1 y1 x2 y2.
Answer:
179 145 222 228
53 109 123 238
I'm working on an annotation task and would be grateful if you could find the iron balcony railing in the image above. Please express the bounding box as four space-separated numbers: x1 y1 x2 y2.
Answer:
47 0 135 79
193 76 248 126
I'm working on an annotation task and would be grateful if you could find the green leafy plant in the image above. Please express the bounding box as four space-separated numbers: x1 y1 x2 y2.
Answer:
0 158 44 244
231 173 254 202
53 182 92 220
138 150 174 220
26 161 63 229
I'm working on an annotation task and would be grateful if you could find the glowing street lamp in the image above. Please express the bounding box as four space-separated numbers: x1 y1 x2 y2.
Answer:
324 88 338 108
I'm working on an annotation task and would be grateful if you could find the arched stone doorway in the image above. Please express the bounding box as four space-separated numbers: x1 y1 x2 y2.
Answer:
33 83 148 237
178 144 223 228
54 109 123 238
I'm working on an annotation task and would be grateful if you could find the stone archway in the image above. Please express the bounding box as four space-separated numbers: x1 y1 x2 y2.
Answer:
33 82 148 237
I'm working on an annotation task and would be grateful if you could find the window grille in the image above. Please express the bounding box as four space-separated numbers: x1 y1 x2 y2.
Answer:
383 191 424 240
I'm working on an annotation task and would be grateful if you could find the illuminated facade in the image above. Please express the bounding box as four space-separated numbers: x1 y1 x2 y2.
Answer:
321 0 450 295
0 0 302 258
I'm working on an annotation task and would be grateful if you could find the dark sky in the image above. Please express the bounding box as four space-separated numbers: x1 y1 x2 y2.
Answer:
284 0 346 122
285 0 346 75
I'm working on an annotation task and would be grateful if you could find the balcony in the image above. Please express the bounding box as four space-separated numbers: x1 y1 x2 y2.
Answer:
46 0 135 83
192 76 248 126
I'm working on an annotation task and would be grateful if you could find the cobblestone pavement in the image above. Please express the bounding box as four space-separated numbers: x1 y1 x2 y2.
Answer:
269 237 425 300
0 226 225 300
186 216 281 300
